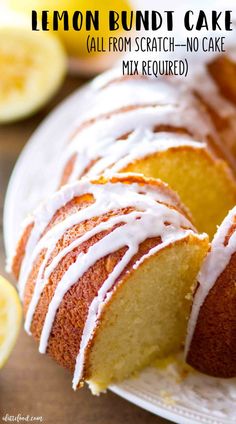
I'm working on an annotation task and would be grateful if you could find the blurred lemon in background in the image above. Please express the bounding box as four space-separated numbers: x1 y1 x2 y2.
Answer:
9 0 132 74
0 11 66 123
0 275 22 368
1 0 132 122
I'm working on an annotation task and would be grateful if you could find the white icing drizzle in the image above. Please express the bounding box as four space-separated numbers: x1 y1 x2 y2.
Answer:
185 66 236 121
63 104 209 184
39 208 191 354
52 68 221 188
96 135 204 178
58 35 236 189
80 77 180 122
188 64 236 170
185 206 236 356
25 210 141 334
15 178 206 389
72 230 197 390
18 179 176 299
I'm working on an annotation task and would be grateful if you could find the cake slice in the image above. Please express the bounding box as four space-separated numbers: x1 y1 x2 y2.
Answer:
59 74 236 239
10 174 208 393
185 207 236 378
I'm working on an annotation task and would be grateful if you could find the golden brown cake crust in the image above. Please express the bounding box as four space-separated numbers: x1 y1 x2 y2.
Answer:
82 234 202 384
12 222 34 280
12 175 192 380
61 64 236 187
208 55 236 105
12 174 190 282
24 215 161 374
186 251 236 378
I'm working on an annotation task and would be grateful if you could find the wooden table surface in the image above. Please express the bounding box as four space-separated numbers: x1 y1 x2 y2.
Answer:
0 76 170 424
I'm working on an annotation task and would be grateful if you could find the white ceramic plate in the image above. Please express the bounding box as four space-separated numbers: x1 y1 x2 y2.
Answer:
4 83 236 424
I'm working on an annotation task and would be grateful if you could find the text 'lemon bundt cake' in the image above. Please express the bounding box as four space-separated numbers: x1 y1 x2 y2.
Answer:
58 71 236 239
186 207 236 378
10 174 208 393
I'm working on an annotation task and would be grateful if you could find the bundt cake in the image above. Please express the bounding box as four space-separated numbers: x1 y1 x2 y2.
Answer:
185 207 236 378
58 71 236 239
10 174 209 393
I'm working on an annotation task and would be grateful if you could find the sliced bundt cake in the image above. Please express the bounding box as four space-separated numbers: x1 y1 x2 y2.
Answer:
185 207 236 378
58 73 236 239
10 174 208 393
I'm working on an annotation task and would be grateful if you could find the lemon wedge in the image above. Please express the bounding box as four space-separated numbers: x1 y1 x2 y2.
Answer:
0 275 22 368
0 18 67 123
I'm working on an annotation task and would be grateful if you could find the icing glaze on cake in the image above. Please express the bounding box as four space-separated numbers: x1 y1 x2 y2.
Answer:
59 76 219 185
185 206 236 356
11 175 208 390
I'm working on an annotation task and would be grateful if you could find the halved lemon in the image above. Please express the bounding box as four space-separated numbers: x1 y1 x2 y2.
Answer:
0 275 22 368
9 0 132 58
0 17 67 123
9 0 132 75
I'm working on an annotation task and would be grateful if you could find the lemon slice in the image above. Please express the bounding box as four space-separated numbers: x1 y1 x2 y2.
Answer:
0 275 22 368
0 20 67 123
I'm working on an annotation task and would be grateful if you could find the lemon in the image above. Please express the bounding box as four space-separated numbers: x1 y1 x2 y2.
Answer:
0 12 67 123
9 0 132 67
0 276 22 368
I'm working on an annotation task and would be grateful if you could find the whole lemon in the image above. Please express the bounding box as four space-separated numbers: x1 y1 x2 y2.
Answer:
9 0 132 59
